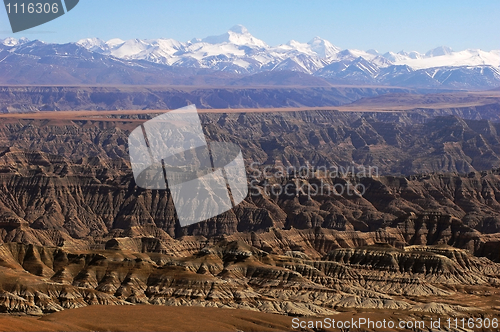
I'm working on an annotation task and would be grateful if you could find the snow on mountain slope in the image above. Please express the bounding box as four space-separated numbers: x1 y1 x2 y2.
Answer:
202 25 267 48
394 49 500 69
3 26 497 88
383 51 424 62
425 46 454 57
113 38 185 65
73 26 498 77
325 49 391 68
182 42 247 60
77 37 187 66
76 38 108 52
275 40 318 56
308 37 341 58
73 26 345 72
106 38 125 48
1 37 29 47
109 39 150 58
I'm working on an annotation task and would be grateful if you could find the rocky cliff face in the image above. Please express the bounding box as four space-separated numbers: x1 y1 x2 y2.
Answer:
0 145 498 258
0 241 499 316
0 109 498 316
0 111 498 246
0 110 498 174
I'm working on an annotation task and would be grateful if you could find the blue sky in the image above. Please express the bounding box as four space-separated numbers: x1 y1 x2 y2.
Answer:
0 0 498 53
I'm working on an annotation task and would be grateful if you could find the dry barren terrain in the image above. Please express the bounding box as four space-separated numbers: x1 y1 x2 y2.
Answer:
0 94 499 331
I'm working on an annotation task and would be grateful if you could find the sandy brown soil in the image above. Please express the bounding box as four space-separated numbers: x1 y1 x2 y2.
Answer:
0 306 294 331
0 305 483 332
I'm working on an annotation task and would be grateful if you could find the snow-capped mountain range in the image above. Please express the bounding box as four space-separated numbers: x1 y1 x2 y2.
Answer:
1 25 499 88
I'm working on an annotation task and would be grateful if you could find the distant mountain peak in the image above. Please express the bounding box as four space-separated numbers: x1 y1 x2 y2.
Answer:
31 27 500 89
1 37 29 47
106 38 125 48
286 40 302 47
425 46 454 57
201 25 267 48
307 36 340 58
308 36 324 43
76 37 107 51
229 24 248 34
366 49 380 55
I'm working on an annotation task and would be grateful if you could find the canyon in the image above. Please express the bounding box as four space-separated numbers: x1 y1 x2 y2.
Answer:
0 104 498 321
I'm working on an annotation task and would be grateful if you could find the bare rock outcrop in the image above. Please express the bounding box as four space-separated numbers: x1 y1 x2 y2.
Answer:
0 241 498 317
